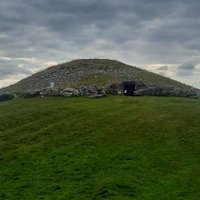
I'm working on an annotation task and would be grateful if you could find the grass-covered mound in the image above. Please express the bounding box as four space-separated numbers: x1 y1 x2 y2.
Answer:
0 96 200 199
1 59 195 94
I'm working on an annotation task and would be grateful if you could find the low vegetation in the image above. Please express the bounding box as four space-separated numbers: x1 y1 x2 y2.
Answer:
0 96 200 199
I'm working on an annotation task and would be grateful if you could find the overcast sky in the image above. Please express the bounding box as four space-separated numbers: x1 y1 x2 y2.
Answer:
0 0 200 88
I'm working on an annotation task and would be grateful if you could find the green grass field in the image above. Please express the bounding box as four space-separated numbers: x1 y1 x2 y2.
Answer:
0 96 200 200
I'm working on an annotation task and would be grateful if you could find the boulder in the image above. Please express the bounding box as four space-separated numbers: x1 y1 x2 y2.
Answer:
43 88 60 96
134 87 157 96
79 85 105 96
23 89 42 98
105 83 123 95
0 93 14 102
61 88 80 96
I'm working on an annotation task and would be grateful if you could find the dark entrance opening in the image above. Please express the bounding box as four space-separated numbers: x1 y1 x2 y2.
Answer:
123 82 136 96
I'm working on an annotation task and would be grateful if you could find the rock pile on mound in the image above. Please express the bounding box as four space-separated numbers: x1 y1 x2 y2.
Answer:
0 59 199 99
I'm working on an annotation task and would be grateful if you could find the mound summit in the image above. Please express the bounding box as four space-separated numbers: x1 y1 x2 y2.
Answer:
0 59 199 98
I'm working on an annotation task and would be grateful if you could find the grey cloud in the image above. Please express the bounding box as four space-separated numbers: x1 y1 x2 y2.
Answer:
178 63 195 70
0 0 200 88
0 63 32 79
177 63 196 76
157 66 168 71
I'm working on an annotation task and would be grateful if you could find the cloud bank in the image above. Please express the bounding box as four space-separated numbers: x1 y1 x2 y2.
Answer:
0 0 200 88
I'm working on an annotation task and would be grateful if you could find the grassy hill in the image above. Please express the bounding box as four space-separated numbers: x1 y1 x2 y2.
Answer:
0 59 195 94
0 96 200 199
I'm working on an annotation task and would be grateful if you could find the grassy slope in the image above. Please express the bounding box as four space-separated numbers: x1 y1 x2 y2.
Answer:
0 96 200 200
